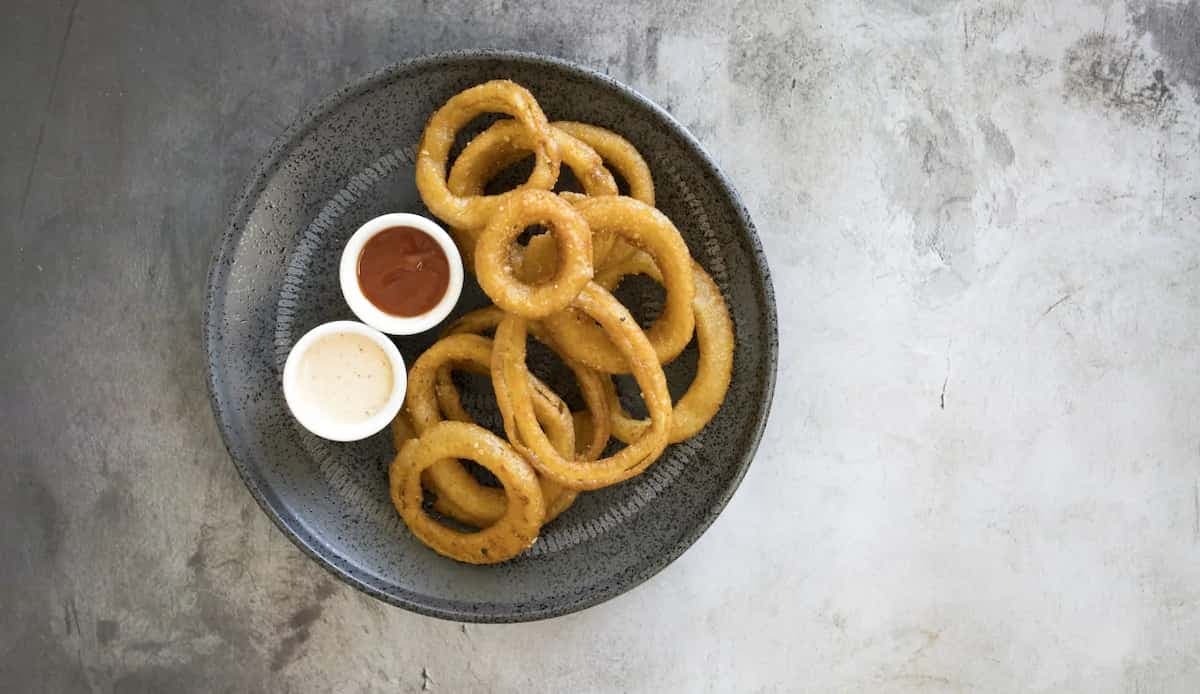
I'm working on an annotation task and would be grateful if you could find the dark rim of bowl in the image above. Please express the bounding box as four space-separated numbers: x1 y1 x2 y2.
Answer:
203 49 779 623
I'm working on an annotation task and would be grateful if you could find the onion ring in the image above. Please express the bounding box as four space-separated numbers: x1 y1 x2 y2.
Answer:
552 122 654 268
448 119 618 200
492 283 671 490
513 190 637 283
439 306 611 461
394 406 544 525
415 81 560 229
542 196 695 373
389 421 544 564
402 333 575 526
445 121 618 272
552 122 655 206
474 189 593 319
599 253 734 443
453 121 654 282
428 346 578 524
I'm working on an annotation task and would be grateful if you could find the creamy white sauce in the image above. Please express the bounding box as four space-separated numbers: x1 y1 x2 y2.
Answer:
296 332 393 423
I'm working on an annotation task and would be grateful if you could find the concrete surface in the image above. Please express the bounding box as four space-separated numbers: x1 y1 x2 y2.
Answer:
3 0 1200 691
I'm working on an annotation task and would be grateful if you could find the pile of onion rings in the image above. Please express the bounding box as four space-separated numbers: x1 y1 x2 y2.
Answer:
390 80 735 564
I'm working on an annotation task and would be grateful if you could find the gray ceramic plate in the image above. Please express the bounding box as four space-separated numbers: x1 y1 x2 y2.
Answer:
204 51 777 622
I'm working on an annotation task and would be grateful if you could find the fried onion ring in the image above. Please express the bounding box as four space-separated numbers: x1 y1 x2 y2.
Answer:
552 122 654 268
474 189 593 319
439 306 612 461
492 283 671 490
445 121 618 272
415 81 560 229
552 122 655 206
598 253 735 443
472 123 654 282
448 119 618 200
390 421 544 564
542 196 695 373
429 347 578 524
393 405 551 526
403 333 575 527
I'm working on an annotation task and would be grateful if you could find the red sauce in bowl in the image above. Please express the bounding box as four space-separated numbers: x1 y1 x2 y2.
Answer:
356 226 450 317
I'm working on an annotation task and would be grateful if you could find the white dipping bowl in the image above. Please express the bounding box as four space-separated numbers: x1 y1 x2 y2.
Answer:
282 320 406 442
339 213 463 335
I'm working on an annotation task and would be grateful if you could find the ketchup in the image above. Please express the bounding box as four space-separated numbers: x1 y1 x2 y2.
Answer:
357 226 450 317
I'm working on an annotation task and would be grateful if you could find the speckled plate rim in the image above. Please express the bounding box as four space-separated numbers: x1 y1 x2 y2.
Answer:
204 50 778 622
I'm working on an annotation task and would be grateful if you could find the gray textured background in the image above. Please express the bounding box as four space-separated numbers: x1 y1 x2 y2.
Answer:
3 0 1200 691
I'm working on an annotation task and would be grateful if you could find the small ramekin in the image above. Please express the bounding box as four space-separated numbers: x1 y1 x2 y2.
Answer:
282 320 407 442
339 213 464 335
